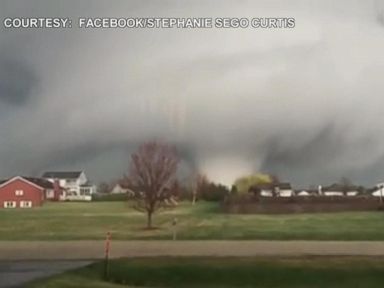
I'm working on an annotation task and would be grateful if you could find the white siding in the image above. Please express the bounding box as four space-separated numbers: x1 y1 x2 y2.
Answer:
78 172 87 186
46 189 54 199
260 190 273 197
279 189 293 197
111 184 128 194
346 191 358 196
324 191 344 196
297 191 310 196
372 189 384 197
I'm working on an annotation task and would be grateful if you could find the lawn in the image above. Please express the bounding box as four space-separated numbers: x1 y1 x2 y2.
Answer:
27 256 384 288
1 201 384 240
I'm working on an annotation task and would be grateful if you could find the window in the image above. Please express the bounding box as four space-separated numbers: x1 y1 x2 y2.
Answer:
3 201 16 208
46 190 54 199
15 190 24 196
20 201 32 208
80 188 91 195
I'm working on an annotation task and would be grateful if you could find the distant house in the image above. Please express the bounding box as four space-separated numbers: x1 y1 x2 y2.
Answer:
42 171 96 201
296 188 319 196
109 181 135 197
250 182 293 197
110 183 129 194
323 183 358 196
372 184 384 197
372 190 383 197
0 176 59 208
249 183 275 197
276 183 293 197
297 190 310 196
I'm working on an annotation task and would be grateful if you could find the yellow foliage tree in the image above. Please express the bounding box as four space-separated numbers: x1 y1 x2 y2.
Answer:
233 173 273 194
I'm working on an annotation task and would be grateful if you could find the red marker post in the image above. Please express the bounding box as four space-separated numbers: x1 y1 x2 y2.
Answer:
104 232 111 279
172 217 178 240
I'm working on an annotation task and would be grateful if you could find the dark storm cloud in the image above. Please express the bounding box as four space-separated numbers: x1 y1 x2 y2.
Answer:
262 125 341 168
261 125 350 184
0 58 37 105
1 0 384 186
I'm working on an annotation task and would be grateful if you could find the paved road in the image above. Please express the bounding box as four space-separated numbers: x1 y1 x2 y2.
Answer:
3 241 384 287
2 241 384 260
0 260 91 288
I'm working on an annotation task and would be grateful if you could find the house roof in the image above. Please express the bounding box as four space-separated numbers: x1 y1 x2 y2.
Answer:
277 183 292 189
112 183 129 189
42 171 83 179
297 190 310 195
24 177 55 189
324 183 358 192
0 176 55 190
249 182 292 191
116 180 132 189
295 188 318 193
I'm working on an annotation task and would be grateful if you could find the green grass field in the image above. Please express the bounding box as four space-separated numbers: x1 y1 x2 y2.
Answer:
27 257 384 288
2 201 384 240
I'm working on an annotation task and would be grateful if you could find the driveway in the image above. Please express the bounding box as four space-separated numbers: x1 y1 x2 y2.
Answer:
0 260 91 288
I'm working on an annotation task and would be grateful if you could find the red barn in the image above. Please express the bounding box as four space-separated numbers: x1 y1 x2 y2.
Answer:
0 176 56 208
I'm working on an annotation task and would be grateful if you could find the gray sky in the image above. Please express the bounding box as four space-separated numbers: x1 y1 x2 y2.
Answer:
1 0 384 187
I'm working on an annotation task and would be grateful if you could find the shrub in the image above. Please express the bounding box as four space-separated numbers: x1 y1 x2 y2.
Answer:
200 182 229 202
92 193 129 202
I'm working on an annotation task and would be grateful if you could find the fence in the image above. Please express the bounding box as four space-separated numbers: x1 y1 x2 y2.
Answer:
222 195 382 214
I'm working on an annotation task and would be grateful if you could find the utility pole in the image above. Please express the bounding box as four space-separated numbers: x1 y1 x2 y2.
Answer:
172 217 178 240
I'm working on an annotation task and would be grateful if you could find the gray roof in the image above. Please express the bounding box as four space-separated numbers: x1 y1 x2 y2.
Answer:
42 171 83 179
277 183 292 190
249 182 292 192
24 177 55 189
324 183 358 192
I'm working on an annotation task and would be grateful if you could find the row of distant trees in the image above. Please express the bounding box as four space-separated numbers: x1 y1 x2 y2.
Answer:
97 141 372 228
98 169 278 205
98 175 229 203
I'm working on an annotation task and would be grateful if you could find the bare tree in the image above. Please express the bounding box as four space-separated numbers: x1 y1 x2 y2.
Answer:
191 174 208 205
128 141 179 228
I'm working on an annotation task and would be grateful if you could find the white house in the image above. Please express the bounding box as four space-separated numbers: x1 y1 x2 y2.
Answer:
276 183 293 197
297 190 310 196
346 191 359 196
372 184 384 197
258 184 274 197
252 183 293 197
42 171 96 201
324 191 344 196
323 183 358 196
296 188 320 196
110 183 129 194
372 190 384 197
